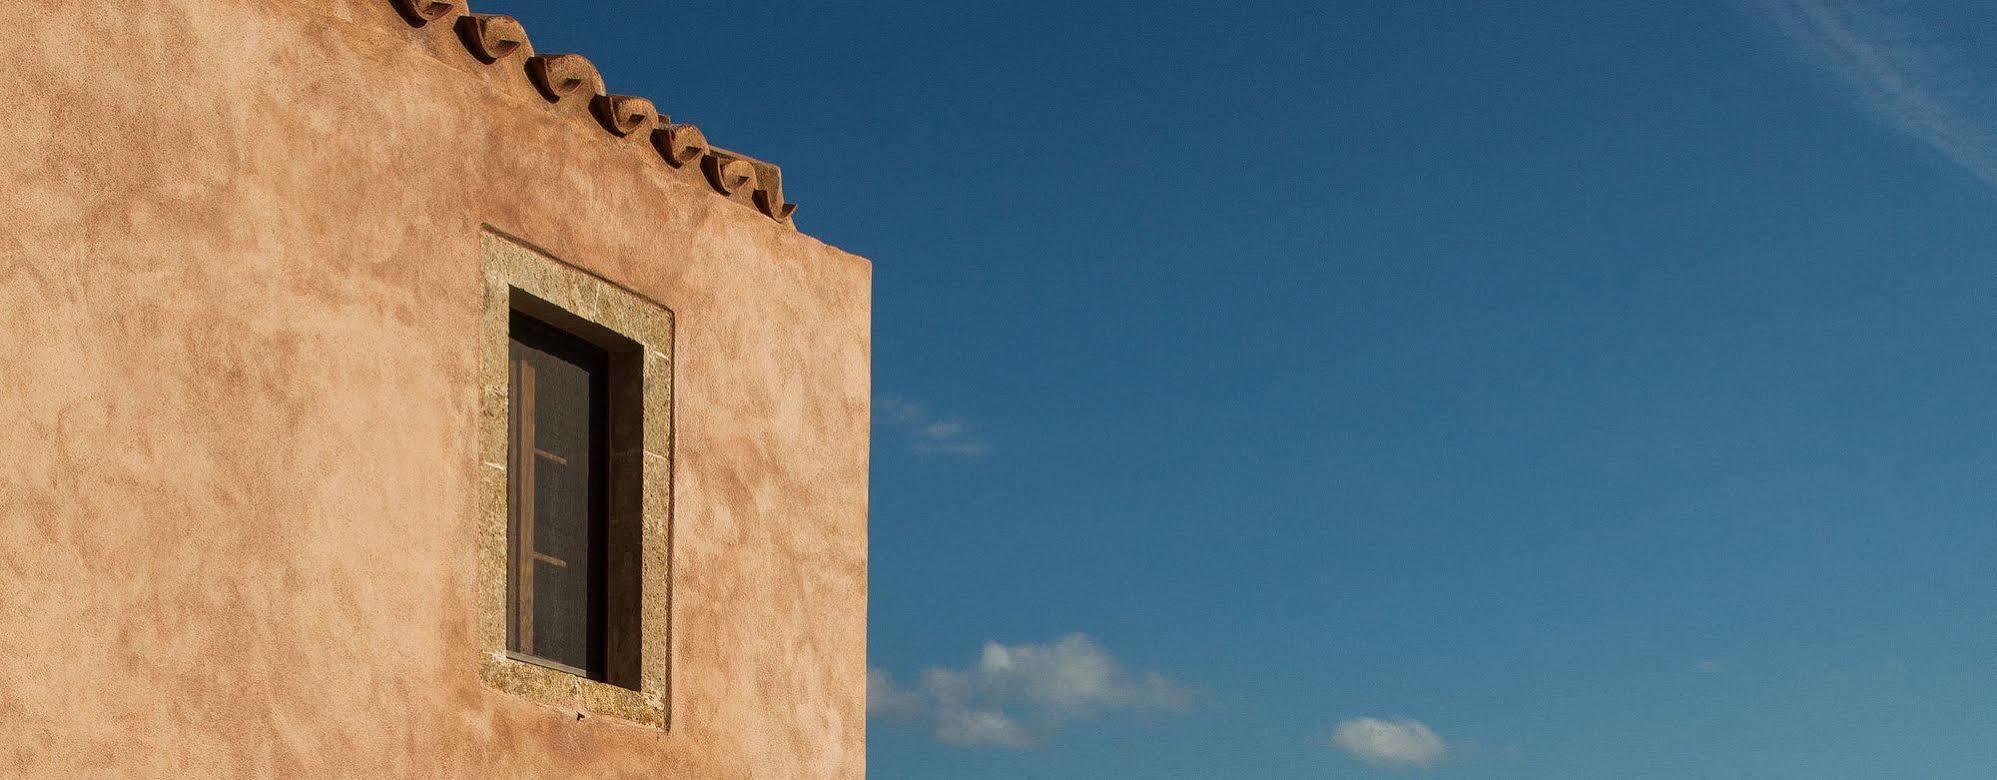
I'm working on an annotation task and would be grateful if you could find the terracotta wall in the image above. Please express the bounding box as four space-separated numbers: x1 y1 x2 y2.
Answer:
0 0 870 775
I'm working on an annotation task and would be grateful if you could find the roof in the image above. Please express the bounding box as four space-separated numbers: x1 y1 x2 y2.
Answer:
391 0 799 226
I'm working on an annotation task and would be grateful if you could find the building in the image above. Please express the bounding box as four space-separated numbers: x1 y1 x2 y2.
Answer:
0 0 870 775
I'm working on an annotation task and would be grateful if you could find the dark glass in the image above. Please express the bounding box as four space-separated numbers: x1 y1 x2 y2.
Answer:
507 313 609 677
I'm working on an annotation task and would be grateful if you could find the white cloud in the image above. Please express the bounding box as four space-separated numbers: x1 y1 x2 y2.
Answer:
1331 717 1447 770
935 706 1037 748
876 397 926 425
869 634 1194 749
876 396 989 457
1754 0 1997 188
868 667 926 720
922 420 966 439
976 634 1194 718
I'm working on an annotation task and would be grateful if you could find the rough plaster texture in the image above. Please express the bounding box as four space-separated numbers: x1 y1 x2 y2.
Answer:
0 0 871 776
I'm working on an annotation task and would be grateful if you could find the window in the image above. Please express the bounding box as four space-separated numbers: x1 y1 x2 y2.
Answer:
507 312 610 678
477 230 673 727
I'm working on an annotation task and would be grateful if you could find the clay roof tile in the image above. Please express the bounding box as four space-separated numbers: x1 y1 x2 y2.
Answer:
391 0 797 226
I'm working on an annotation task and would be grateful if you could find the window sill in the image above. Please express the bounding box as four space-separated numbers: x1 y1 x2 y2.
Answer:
481 651 664 728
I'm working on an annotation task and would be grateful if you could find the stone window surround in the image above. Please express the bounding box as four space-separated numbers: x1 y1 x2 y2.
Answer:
477 228 673 728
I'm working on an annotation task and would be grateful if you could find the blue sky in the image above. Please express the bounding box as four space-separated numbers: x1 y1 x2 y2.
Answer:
481 1 1997 775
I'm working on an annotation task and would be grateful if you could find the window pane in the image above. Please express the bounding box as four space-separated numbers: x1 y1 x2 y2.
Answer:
508 313 607 675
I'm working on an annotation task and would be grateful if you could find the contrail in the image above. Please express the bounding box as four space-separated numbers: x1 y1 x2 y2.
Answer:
1755 0 1997 189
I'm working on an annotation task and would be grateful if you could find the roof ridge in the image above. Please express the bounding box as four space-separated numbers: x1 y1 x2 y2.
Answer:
391 0 799 226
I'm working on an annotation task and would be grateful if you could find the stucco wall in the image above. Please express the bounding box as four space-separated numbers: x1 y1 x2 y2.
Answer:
0 0 870 776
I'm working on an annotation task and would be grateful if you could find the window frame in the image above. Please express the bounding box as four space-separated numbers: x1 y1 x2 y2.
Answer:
476 229 674 728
